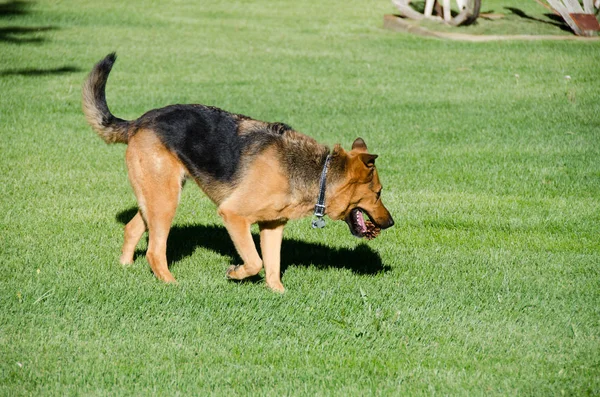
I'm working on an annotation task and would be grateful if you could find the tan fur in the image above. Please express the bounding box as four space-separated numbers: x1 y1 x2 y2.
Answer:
324 146 392 227
258 221 286 292
82 53 393 293
218 148 294 292
219 147 310 222
119 139 391 291
124 129 186 283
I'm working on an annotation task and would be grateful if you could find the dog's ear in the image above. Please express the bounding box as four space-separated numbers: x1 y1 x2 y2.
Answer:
359 153 378 168
352 138 368 153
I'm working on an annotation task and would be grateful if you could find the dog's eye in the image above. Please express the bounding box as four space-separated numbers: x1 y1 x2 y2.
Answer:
376 190 381 201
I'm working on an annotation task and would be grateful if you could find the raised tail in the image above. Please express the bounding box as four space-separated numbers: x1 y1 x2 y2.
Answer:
82 53 131 144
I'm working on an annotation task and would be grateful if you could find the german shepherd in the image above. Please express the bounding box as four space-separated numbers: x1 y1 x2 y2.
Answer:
82 53 394 292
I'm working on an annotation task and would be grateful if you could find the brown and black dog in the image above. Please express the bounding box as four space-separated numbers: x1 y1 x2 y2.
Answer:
82 53 393 292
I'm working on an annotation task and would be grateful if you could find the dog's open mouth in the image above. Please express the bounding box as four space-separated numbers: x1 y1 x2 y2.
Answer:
345 208 381 240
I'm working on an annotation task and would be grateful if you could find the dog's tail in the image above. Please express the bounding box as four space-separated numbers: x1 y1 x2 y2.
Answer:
82 53 131 144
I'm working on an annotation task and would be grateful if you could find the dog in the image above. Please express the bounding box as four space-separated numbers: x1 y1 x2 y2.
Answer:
82 53 394 292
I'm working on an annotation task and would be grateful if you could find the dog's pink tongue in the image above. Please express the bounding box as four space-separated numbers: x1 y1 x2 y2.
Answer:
355 209 367 233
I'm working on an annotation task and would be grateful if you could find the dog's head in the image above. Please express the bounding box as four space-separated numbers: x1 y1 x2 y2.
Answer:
327 138 394 237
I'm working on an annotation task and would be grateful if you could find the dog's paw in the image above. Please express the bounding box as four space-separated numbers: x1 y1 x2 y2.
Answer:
266 280 285 294
226 264 244 280
226 265 238 279
156 271 178 284
119 255 134 266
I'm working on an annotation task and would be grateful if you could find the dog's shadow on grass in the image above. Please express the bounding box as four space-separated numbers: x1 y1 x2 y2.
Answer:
116 207 389 277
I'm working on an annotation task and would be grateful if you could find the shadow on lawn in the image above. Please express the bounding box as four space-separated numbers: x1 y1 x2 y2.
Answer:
116 207 389 277
0 65 82 76
0 25 57 44
504 7 571 33
0 1 82 76
0 1 58 43
0 0 30 17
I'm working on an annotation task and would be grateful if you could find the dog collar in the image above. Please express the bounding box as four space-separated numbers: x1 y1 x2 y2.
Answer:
312 153 331 229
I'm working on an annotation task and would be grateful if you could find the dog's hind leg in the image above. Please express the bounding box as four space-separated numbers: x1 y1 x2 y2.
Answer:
144 203 178 283
259 221 286 293
120 211 146 265
126 130 184 283
219 208 263 281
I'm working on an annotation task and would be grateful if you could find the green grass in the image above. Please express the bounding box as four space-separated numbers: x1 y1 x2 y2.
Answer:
1 0 599 395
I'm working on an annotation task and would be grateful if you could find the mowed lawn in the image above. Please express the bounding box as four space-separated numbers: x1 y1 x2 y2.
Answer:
1 0 599 395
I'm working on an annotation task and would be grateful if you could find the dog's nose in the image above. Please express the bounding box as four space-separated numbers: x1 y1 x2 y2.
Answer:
381 215 394 229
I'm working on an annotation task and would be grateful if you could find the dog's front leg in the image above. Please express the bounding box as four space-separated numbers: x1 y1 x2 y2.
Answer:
219 208 263 281
259 221 286 293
